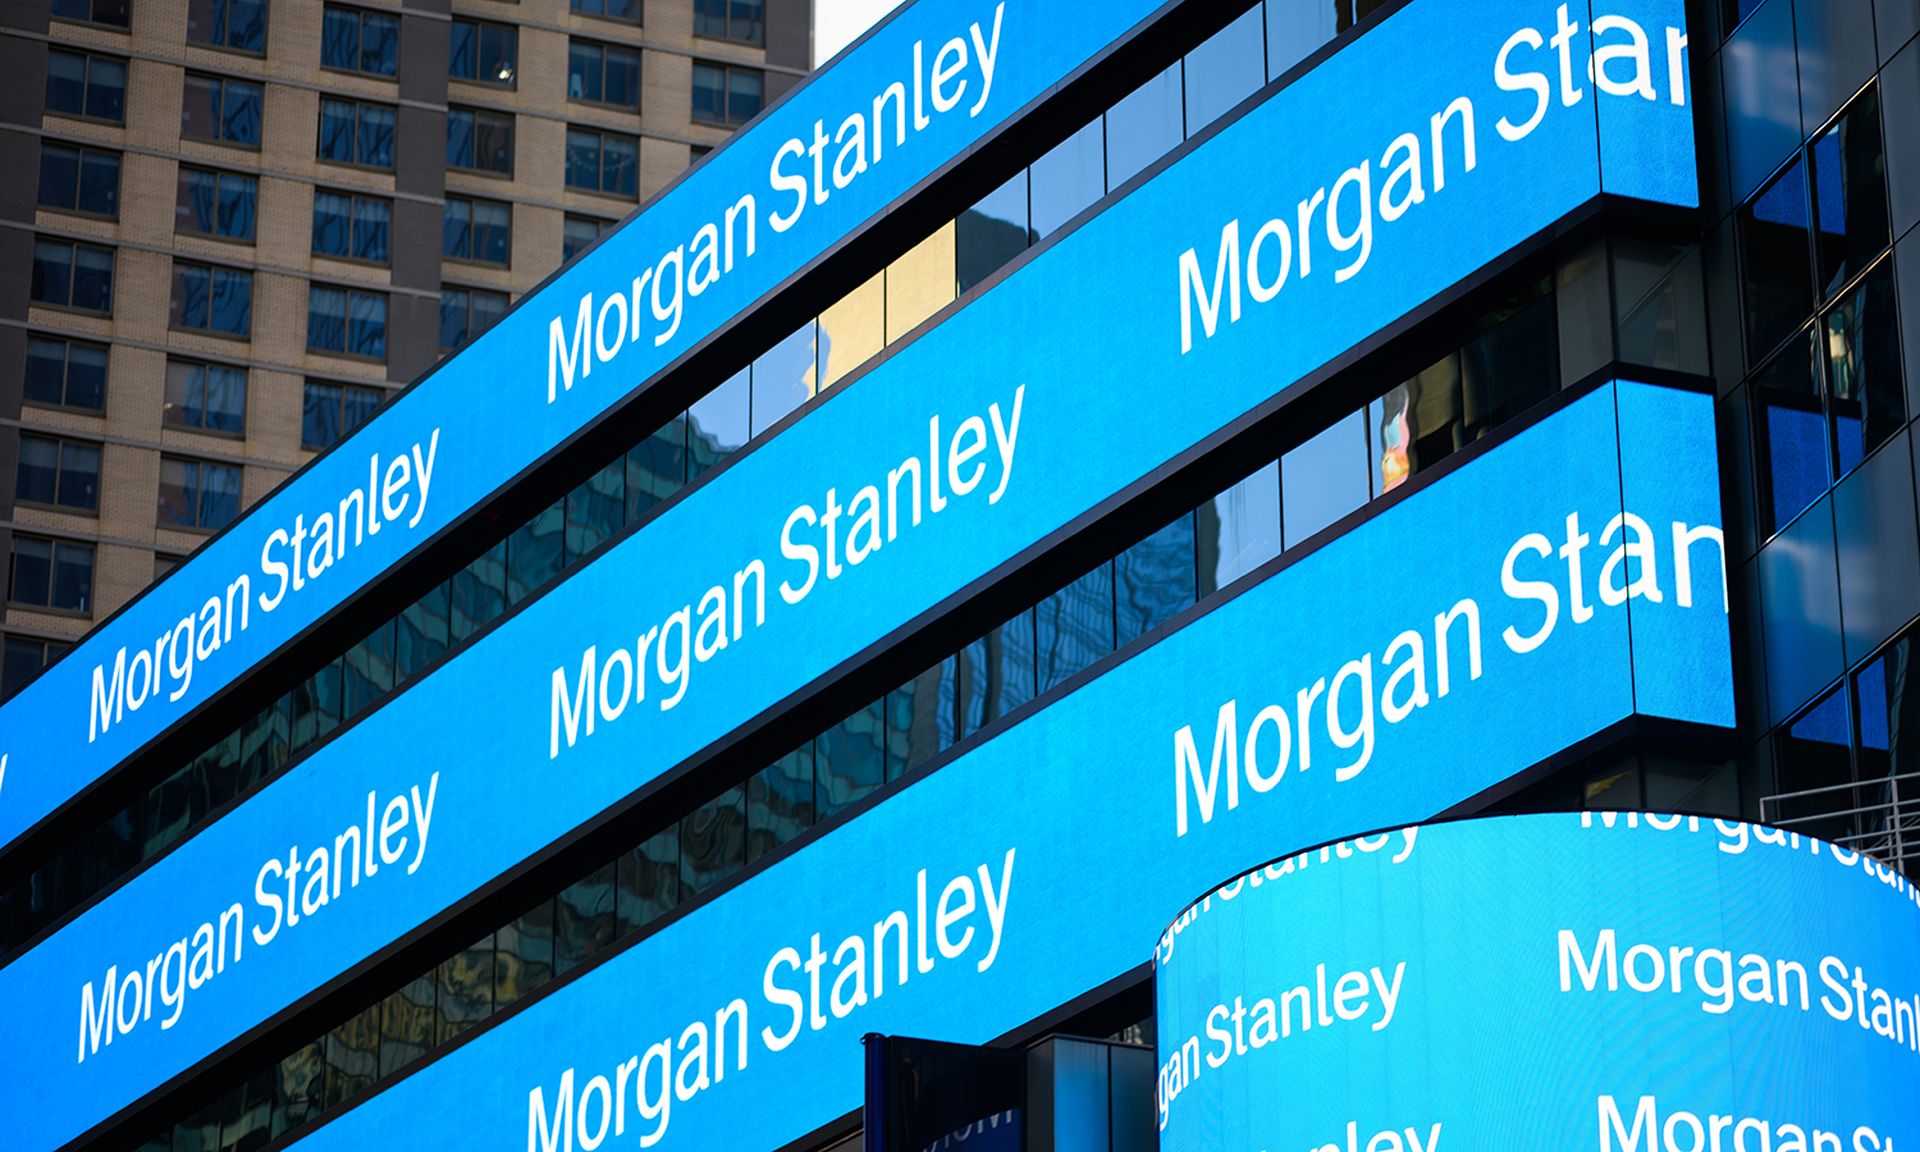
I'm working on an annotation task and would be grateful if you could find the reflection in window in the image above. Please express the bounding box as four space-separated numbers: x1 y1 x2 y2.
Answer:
1751 333 1824 536
696 0 763 44
397 581 449 680
565 128 639 198
157 455 242 531
1854 634 1918 838
17 434 100 512
690 366 750 477
572 0 640 21
32 238 114 313
1738 157 1813 366
378 973 436 1078
1459 283 1558 435
749 746 814 862
616 826 680 937
164 358 248 434
51 0 129 26
343 620 393 721
1282 410 1368 548
24 336 108 412
1037 563 1114 693
171 262 252 336
1268 0 1343 78
627 416 688 520
494 903 554 1008
568 39 640 107
1773 688 1854 846
311 191 393 263
1117 514 1196 647
508 501 564 604
1824 260 1904 475
176 166 258 241
451 542 508 644
889 661 955 778
957 170 1030 293
565 458 624 561
555 861 618 976
1809 85 1889 300
449 18 517 87
886 222 956 342
307 285 388 359
8 536 94 613
323 5 400 77
750 324 817 436
681 786 746 896
187 0 267 52
444 196 512 265
1369 353 1464 495
563 215 613 262
1105 63 1182 192
691 62 763 126
182 73 263 146
436 934 494 1043
45 49 126 123
319 99 396 168
301 379 384 449
818 702 886 819
439 286 509 351
817 271 883 390
1031 118 1103 239
1199 460 1281 595
447 107 514 175
38 142 120 217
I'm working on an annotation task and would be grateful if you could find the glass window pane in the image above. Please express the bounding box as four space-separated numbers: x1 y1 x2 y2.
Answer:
206 366 246 433
885 220 956 342
605 46 640 107
86 56 126 122
1282 410 1370 547
396 580 450 680
322 7 357 70
957 608 1035 740
1753 332 1827 535
1268 0 1343 78
603 135 638 197
750 324 817 436
565 456 625 561
59 440 100 510
554 861 617 975
1105 63 1182 191
692 63 724 123
436 933 494 1044
1031 119 1105 239
495 900 554 1008
65 343 107 410
446 110 474 168
450 541 508 641
568 42 602 102
378 972 436 1079
1739 157 1815 366
78 150 119 216
1185 4 1263 133
1810 86 1890 299
312 191 349 256
626 414 687 520
353 197 391 262
508 501 564 603
957 170 1029 293
158 457 197 527
25 339 68 406
343 618 394 720
46 51 85 114
566 129 601 190
309 285 346 352
1458 287 1557 437
818 700 886 818
690 367 750 478
39 144 78 210
359 104 394 167
1115 512 1196 647
10 537 53 606
363 13 398 74
222 80 262 144
616 825 680 935
320 1003 380 1109
817 271 884 391
1773 687 1853 844
347 290 387 357
71 244 114 313
31 240 72 307
1824 260 1904 474
1037 562 1114 693
888 659 956 778
680 786 745 897
320 100 354 161
52 541 93 612
748 746 814 862
448 19 476 78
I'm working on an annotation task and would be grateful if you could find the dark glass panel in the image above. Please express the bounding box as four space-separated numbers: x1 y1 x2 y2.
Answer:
555 861 618 975
1824 260 1904 474
436 933 494 1043
748 746 815 862
627 416 688 520
508 501 565 604
1739 157 1815 365
495 900 555 1007
1115 513 1196 647
1036 562 1115 693
957 170 1029 293
957 608 1035 740
616 824 680 936
887 659 955 780
819 699 886 818
680 785 746 896
1752 331 1827 535
378 972 437 1078
1773 687 1853 844
1810 86 1890 298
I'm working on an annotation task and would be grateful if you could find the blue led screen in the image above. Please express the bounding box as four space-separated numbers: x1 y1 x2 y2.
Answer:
259 381 1734 1152
0 0 1702 1138
0 0 1169 850
1155 812 1920 1151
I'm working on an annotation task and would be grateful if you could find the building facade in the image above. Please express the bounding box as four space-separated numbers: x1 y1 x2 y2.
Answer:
0 0 1916 1149
1 0 810 692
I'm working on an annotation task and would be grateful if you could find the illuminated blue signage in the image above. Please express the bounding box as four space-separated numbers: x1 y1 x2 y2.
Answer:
0 0 1172 851
1155 813 1920 1152
0 0 1701 1138
264 381 1725 1152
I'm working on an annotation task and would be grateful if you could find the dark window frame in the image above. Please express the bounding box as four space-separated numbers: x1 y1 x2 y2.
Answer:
49 0 130 29
36 141 121 220
186 0 270 55
442 194 513 267
156 453 244 533
562 214 612 263
563 125 639 199
44 47 128 125
181 71 265 149
565 38 641 110
8 534 96 616
300 378 386 450
448 16 519 89
23 335 109 414
693 0 762 46
690 60 762 127
569 0 642 26
320 3 401 79
16 432 102 514
30 237 115 316
310 188 394 266
446 105 515 177
438 285 509 351
306 282 390 362
169 259 255 339
317 97 398 171
163 356 250 437
175 164 260 243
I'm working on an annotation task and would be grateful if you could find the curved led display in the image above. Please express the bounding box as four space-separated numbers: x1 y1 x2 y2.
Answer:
1155 812 1920 1152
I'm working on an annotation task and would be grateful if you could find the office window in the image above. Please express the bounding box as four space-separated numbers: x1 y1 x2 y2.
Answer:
187 0 267 52
2 637 69 702
447 106 513 175
37 142 120 217
24 336 107 412
1809 86 1889 300
691 62 761 126
565 128 637 198
443 196 511 265
695 0 762 44
16 434 100 512
957 170 1029 293
175 166 258 241
1185 4 1263 133
171 261 252 336
51 0 129 26
1824 259 1904 475
319 98 396 169
1751 333 1825 536
439 286 508 350
182 73 263 145
571 0 640 21
1030 118 1103 239
31 238 114 314
1105 63 1183 191
302 380 383 449
322 5 399 77
311 190 392 263
562 215 611 262
9 536 94 614
164 358 247 435
45 49 126 123
567 39 640 107
308 284 388 359
158 455 242 530
1738 157 1813 367
449 18 517 86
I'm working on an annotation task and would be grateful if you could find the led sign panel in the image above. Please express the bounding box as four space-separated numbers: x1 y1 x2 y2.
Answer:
253 380 1734 1152
1155 812 1920 1152
0 0 1701 1137
0 0 1173 851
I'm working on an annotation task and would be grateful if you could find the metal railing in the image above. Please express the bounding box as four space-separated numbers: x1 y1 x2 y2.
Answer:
1761 770 1920 872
